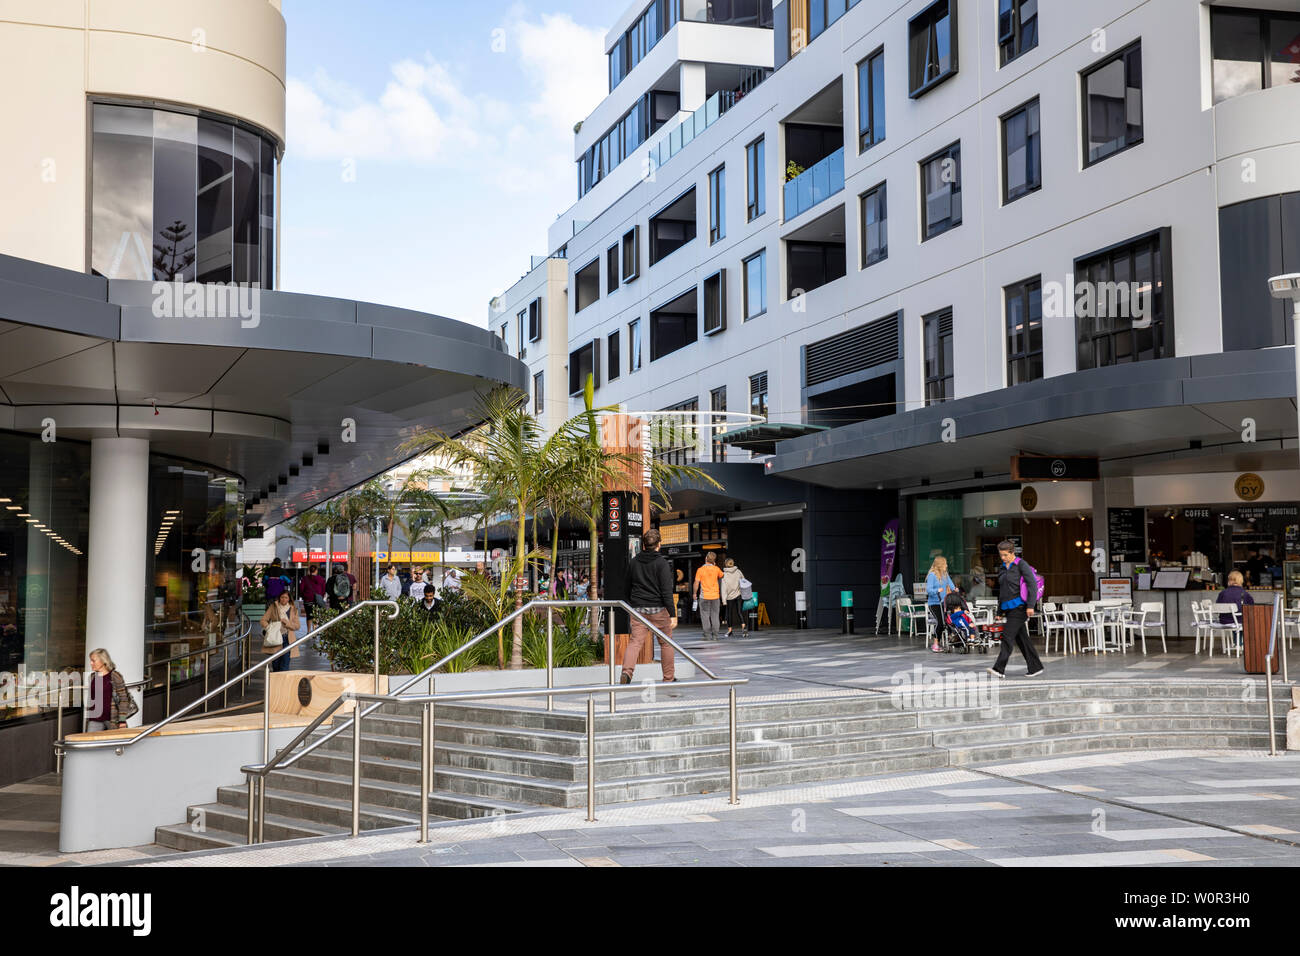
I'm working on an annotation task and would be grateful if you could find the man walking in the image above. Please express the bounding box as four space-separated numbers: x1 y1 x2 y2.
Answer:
620 528 676 684
988 540 1044 678
693 552 725 641
379 564 402 601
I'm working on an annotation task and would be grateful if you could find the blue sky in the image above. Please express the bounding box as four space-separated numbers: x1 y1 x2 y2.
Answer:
281 0 620 327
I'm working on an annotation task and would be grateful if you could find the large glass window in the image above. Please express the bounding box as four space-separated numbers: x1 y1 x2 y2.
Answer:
91 103 276 286
923 308 954 404
743 250 767 318
1075 229 1171 370
746 137 766 221
920 142 961 240
1211 8 1300 104
1005 276 1043 385
1001 98 1041 204
998 0 1038 67
909 0 958 97
858 48 886 151
861 182 888 267
1082 41 1143 167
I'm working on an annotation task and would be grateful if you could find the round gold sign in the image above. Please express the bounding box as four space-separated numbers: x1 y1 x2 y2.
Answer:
1234 473 1265 501
1020 487 1038 512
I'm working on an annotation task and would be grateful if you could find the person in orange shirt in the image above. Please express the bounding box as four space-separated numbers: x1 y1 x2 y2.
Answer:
693 552 726 641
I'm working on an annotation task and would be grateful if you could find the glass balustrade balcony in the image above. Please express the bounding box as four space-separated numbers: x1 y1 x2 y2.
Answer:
783 147 844 222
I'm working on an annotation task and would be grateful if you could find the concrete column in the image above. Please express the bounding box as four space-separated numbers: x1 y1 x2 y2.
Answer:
85 437 149 726
679 62 707 113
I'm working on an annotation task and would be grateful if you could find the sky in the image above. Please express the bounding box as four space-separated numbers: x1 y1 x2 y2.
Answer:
281 0 619 328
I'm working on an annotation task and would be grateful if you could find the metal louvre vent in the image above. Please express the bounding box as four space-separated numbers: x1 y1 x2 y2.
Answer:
804 314 899 387
749 371 768 395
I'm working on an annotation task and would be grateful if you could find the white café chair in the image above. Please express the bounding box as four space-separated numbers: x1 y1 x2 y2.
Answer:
1096 599 1129 653
1063 603 1101 654
1041 602 1076 654
1124 601 1167 654
971 599 997 627
896 599 931 643
1283 603 1300 649
1191 600 1214 655
1205 604 1243 658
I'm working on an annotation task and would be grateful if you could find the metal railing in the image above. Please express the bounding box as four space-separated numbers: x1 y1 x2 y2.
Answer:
783 146 845 221
144 610 256 718
239 598 735 845
50 677 150 774
54 600 398 764
1265 592 1291 756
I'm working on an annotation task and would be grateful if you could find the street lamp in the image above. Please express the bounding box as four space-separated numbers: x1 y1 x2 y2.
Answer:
1269 274 1300 466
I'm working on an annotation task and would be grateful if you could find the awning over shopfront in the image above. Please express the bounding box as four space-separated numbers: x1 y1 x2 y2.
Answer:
717 422 827 456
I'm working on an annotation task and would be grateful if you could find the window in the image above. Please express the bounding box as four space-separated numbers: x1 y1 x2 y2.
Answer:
575 258 601 312
628 318 643 372
1001 98 1041 204
607 245 620 294
533 371 545 416
998 0 1038 67
528 297 542 342
649 288 698 361
608 330 621 381
499 322 507 342
622 226 641 282
516 309 526 356
1082 41 1143 167
90 103 277 285
649 188 697 265
1074 228 1171 370
656 397 699 466
909 0 958 97
857 48 886 151
710 386 728 462
860 182 887 267
1211 7 1300 104
923 309 954 405
920 142 961 241
703 270 727 335
743 250 767 319
746 137 766 221
1004 277 1043 385
787 241 846 298
568 340 600 395
749 372 769 456
709 166 726 244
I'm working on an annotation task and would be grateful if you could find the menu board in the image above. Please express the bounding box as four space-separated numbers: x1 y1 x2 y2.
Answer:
1107 508 1145 562
1099 578 1133 600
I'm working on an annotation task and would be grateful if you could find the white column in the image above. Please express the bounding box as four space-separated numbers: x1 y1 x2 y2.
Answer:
679 62 707 113
85 437 149 726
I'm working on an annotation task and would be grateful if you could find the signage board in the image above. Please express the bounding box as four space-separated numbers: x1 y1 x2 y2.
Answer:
1011 456 1100 481
659 522 690 546
1099 578 1132 600
291 550 350 563
1107 508 1145 562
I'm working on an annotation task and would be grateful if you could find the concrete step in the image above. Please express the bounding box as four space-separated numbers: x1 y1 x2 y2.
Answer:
158 800 349 845
154 822 248 853
215 784 422 832
948 729 1273 765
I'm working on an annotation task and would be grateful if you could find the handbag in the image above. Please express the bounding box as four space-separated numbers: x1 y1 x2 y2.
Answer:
262 619 283 648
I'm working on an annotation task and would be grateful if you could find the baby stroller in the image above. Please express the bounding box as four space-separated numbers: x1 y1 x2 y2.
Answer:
941 591 989 654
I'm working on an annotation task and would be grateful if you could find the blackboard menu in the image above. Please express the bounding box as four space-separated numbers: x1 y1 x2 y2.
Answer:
1108 508 1145 562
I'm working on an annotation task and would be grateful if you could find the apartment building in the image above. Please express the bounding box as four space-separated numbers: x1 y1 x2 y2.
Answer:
490 0 1300 628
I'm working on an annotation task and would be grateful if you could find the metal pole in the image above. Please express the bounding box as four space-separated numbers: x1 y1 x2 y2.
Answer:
418 701 431 844
246 774 255 845
262 675 271 764
256 775 265 844
1267 594 1279 757
608 607 617 714
164 666 171 719
586 695 596 823
203 648 210 713
55 684 64 775
351 705 362 837
546 607 554 713
374 604 381 686
728 685 739 805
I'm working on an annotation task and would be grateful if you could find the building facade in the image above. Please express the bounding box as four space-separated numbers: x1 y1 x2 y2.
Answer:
490 0 1300 630
0 0 525 783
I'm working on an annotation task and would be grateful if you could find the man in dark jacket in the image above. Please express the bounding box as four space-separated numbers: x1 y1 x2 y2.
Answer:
988 540 1044 678
621 528 676 684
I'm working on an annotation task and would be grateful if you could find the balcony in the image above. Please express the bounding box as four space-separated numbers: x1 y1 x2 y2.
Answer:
783 147 844 221
647 68 770 171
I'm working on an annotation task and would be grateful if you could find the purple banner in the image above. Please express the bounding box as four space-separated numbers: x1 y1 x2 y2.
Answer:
880 518 900 585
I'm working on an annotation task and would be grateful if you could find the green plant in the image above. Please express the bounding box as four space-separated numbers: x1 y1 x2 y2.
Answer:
519 613 600 669
312 597 431 673
785 159 805 182
395 618 477 675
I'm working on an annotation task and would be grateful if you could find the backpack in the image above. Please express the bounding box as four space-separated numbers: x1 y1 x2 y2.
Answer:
330 571 352 599
265 573 285 599
1017 559 1044 605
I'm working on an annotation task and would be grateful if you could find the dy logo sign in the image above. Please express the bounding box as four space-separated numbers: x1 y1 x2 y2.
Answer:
1234 473 1265 502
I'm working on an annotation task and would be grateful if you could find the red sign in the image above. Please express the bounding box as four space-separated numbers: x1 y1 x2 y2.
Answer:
291 550 350 563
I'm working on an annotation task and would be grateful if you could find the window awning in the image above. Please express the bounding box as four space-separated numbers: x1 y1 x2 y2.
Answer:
717 422 827 456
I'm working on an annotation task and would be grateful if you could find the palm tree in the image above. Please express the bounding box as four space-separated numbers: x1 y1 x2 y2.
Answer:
376 467 443 564
337 481 386 579
401 388 550 670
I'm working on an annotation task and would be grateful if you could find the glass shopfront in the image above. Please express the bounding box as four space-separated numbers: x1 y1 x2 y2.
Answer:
1144 504 1299 593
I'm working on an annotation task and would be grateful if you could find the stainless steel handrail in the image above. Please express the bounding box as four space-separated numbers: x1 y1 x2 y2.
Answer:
50 677 150 774
242 676 749 845
148 610 254 717
1265 592 1291 756
55 600 398 757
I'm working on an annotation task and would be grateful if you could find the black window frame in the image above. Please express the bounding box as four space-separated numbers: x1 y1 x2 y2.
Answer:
574 257 601 313
608 329 621 381
533 370 544 416
919 141 962 241
1004 275 1043 386
527 297 542 342
908 0 959 98
709 165 726 244
746 137 766 222
568 339 601 396
1081 40 1143 168
703 269 727 336
1073 227 1173 371
749 371 769 432
628 317 643 372
922 308 954 405
857 46 886 152
515 308 526 357
742 249 767 319
606 245 620 295
860 181 887 267
648 187 697 266
997 0 1038 67
622 226 641 282
1000 97 1041 205
710 385 728 462
649 287 698 362
1210 7 1300 105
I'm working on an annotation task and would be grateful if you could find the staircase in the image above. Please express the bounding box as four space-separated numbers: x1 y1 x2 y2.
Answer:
155 679 1292 851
